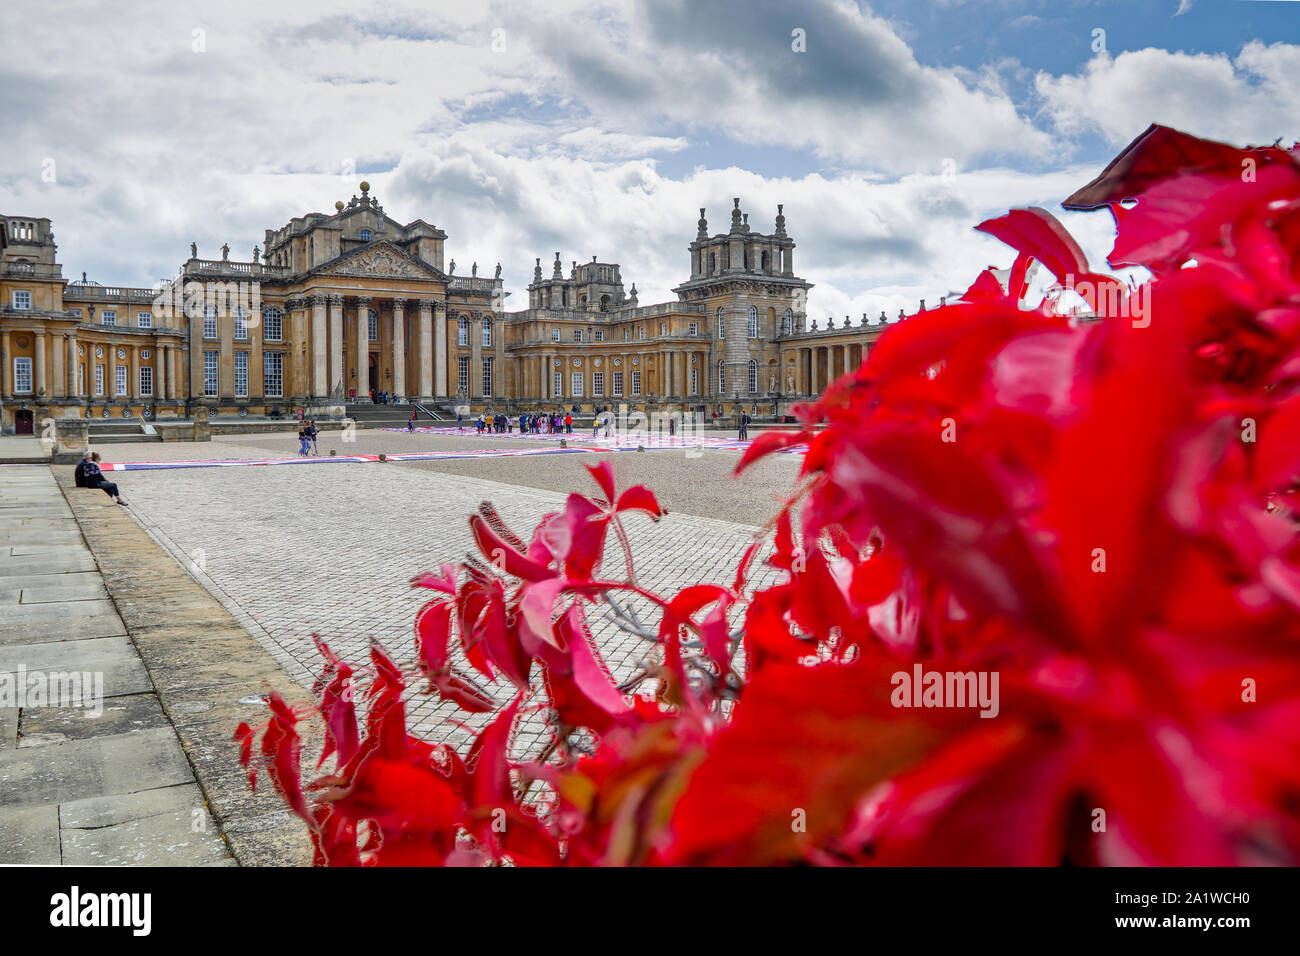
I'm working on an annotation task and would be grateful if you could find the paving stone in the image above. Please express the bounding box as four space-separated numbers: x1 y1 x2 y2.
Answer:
0 805 61 864
0 635 151 703
0 726 194 809
18 693 169 747
59 781 207 829
60 806 233 866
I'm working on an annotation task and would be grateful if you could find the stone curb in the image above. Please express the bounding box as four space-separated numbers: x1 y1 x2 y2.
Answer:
53 466 318 866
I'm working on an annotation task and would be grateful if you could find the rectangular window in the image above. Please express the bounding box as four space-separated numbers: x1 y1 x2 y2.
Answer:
689 322 698 336
612 370 623 396
115 365 127 397
12 290 31 310
264 353 283 397
204 307 217 339
458 356 469 394
631 370 641 396
369 311 379 342
553 371 562 396
551 328 560 342
137 311 153 329
574 329 582 342
13 357 32 393
638 326 645 340
264 309 282 340
95 364 104 396
101 310 117 327
660 322 666 336
234 308 248 340
571 371 583 396
234 352 248 397
690 367 698 395
592 371 604 396
481 321 491 347
624 328 630 341
140 365 154 397
203 351 218 396
458 320 469 346
595 329 604 342
482 357 493 395
749 362 758 393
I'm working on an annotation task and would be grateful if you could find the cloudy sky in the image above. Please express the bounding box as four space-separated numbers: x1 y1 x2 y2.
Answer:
2 0 1297 320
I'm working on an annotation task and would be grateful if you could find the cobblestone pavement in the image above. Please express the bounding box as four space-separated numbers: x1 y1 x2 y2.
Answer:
116 441 784 755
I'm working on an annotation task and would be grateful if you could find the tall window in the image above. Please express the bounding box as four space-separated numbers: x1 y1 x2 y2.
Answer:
234 307 248 340
264 353 283 397
638 326 646 340
13 357 32 393
689 322 698 336
718 362 726 393
553 370 563 396
690 367 698 395
571 371 583 396
482 357 493 395
95 365 104 396
592 371 604 396
141 366 155 397
574 329 582 342
631 370 641 396
203 306 218 339
749 359 758 393
137 311 152 328
782 308 793 334
102 311 117 327
748 306 758 338
368 309 379 341
594 329 604 342
458 316 469 346
612 370 623 396
717 308 725 339
624 328 631 341
660 322 666 336
115 365 127 397
551 328 561 342
482 320 492 347
458 356 470 393
263 307 282 340
234 353 248 397
11 290 31 310
203 351 218 396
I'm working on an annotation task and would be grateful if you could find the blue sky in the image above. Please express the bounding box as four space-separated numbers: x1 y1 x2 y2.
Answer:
1 0 1297 321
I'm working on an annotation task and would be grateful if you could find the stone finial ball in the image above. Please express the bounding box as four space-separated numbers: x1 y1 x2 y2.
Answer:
335 201 344 211
359 181 370 192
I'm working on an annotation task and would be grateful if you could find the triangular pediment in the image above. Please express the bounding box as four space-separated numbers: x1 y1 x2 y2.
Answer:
311 241 445 281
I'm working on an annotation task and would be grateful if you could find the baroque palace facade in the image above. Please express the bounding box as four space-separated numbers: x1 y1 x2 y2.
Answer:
0 183 895 435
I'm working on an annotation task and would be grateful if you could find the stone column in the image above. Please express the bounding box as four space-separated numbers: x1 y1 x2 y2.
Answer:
391 299 406 398
310 294 327 398
434 303 447 397
418 299 434 398
67 332 79 398
325 294 342 398
356 296 371 401
129 343 140 400
168 345 179 400
469 312 482 399
33 332 47 398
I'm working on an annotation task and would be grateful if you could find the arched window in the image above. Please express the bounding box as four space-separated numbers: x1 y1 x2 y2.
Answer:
782 308 793 335
717 307 725 339
368 309 379 341
749 359 758 393
482 318 492 347
718 361 727 393
708 252 716 273
748 306 758 338
234 307 248 340
458 316 469 346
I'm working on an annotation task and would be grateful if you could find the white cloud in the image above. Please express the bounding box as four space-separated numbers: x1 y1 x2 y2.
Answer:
1035 42 1300 148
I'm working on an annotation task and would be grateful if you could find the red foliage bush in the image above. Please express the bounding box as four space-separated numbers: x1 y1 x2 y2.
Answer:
237 126 1300 865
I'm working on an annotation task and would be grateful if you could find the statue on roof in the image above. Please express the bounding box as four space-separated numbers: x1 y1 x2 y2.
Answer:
471 261 478 277
190 241 197 258
221 243 229 261
449 259 456 274
253 246 260 263
495 262 502 279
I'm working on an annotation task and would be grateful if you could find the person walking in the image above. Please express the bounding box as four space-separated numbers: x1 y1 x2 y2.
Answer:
408 409 417 433
307 419 320 455
298 425 311 456
75 451 128 505
457 410 463 430
738 411 750 441
564 412 572 434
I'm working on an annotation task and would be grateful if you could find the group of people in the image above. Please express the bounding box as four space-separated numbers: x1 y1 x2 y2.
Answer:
297 420 320 456
74 451 127 505
370 389 393 405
